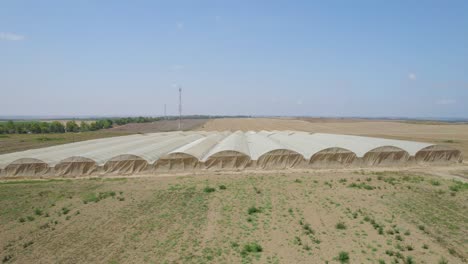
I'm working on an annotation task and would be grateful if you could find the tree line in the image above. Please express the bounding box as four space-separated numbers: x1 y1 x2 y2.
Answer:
0 117 161 134
0 115 252 134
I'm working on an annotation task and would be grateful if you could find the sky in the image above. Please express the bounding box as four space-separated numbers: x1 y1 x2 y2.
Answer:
1 0 467 118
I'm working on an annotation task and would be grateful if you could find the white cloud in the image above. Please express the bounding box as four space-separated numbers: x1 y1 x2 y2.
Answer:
296 100 303 105
408 73 416 80
435 99 456 105
176 22 184 30
0 32 25 41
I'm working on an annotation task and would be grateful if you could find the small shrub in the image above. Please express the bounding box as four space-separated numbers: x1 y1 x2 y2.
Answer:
34 208 43 216
230 242 239 248
378 260 386 264
303 223 314 235
241 242 262 256
293 236 302 245
203 187 216 193
418 225 425 231
26 216 35 222
422 244 429 249
378 227 384 235
294 179 302 183
219 185 227 190
303 244 311 251
336 222 347 230
248 207 261 215
18 217 26 223
396 235 403 241
405 256 415 264
349 182 374 190
61 207 70 215
430 180 441 186
385 250 394 256
448 248 456 255
406 245 414 251
337 251 350 263
404 230 411 236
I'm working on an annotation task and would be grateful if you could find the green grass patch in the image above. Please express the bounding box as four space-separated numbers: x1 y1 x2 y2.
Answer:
241 242 263 256
203 187 216 193
348 182 374 190
35 136 66 142
82 191 116 203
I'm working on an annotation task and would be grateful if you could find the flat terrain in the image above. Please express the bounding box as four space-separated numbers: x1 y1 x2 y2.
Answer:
106 119 208 133
0 167 467 263
199 118 468 159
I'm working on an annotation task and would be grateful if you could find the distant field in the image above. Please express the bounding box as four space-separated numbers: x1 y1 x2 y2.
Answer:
199 118 468 159
106 119 208 133
0 169 466 263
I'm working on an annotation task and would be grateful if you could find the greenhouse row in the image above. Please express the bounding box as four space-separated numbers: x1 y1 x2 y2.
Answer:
0 131 462 177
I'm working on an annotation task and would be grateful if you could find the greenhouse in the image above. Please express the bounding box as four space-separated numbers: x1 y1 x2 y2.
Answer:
0 131 462 178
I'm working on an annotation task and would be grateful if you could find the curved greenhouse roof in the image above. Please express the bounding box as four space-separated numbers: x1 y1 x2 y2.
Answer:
0 131 462 178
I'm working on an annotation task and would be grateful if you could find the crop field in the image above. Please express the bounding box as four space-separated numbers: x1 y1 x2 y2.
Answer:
0 168 466 263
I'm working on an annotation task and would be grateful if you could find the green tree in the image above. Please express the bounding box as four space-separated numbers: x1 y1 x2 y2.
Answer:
30 122 42 134
66 121 79 132
39 122 50 133
49 121 65 133
80 122 90 132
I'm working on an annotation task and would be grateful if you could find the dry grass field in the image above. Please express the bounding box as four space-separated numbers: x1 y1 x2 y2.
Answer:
0 168 466 263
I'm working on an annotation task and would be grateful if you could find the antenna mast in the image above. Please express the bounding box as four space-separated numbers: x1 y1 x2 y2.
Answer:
164 104 167 120
178 86 182 130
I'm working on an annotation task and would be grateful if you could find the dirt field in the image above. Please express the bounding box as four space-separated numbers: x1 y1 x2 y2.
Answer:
199 118 468 160
107 119 208 133
0 167 466 264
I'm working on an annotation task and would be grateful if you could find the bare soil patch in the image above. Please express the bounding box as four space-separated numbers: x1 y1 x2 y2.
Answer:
0 166 466 263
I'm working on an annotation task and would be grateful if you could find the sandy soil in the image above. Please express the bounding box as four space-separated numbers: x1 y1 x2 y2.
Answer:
199 118 468 159
0 166 466 264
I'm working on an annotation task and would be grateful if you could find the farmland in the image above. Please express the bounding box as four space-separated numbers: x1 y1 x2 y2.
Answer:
0 169 466 263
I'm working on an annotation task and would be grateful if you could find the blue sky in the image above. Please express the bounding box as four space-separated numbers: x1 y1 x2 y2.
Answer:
1 0 467 118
